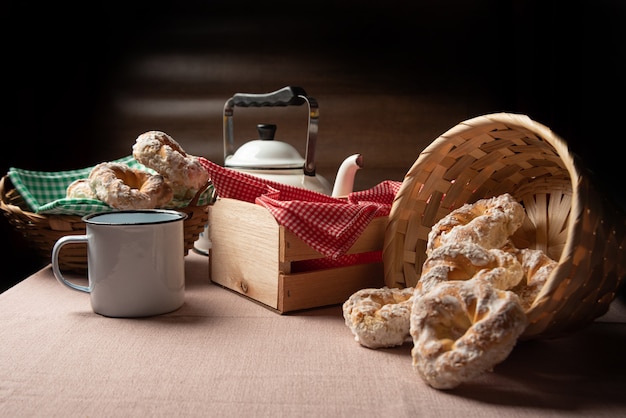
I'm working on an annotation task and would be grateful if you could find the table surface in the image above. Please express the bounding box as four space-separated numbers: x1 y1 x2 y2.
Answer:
1 251 625 417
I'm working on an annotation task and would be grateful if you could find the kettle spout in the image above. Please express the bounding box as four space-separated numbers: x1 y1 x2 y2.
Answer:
331 154 363 197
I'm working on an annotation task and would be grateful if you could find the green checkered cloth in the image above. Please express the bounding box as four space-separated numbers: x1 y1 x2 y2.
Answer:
8 156 214 215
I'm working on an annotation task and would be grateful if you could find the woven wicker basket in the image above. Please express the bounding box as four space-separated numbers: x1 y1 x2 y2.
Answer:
383 113 626 339
0 175 210 272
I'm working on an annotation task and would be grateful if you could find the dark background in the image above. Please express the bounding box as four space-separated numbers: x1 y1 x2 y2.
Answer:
2 1 625 292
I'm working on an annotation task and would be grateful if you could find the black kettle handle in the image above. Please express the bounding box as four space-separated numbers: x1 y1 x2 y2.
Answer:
230 86 308 107
223 86 319 177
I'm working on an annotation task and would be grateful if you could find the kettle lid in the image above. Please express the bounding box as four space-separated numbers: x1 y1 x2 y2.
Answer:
224 124 305 169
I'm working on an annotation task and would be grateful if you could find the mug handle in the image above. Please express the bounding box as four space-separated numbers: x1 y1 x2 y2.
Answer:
51 235 90 293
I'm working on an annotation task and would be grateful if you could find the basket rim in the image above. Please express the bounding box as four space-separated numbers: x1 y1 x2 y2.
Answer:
0 174 57 222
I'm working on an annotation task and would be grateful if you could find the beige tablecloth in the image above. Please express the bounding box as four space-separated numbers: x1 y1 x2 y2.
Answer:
1 252 625 417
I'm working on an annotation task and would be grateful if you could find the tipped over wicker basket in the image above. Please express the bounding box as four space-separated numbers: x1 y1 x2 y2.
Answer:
0 175 210 272
383 113 626 339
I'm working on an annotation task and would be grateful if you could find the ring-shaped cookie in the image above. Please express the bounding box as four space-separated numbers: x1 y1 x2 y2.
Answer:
343 287 415 349
132 131 209 200
410 277 527 389
89 162 173 209
427 193 525 254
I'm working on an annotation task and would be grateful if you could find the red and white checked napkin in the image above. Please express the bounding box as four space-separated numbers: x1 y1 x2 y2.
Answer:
199 158 401 264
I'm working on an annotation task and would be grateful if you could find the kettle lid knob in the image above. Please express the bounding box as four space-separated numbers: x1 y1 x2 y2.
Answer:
257 124 277 140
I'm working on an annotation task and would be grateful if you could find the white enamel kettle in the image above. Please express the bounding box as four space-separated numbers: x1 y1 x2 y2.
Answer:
223 86 362 197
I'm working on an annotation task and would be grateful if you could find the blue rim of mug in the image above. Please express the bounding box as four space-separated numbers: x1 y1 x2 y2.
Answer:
82 209 188 225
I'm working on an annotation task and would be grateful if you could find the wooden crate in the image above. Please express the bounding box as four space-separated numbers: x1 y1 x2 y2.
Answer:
208 198 386 313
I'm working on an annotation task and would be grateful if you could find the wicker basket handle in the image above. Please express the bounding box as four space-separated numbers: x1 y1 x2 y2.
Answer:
187 180 214 207
0 175 11 204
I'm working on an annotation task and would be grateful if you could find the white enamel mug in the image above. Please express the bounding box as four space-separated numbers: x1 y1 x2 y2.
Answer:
52 210 187 317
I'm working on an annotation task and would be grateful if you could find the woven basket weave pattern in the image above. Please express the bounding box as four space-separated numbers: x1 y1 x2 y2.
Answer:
1 175 208 272
383 113 626 339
